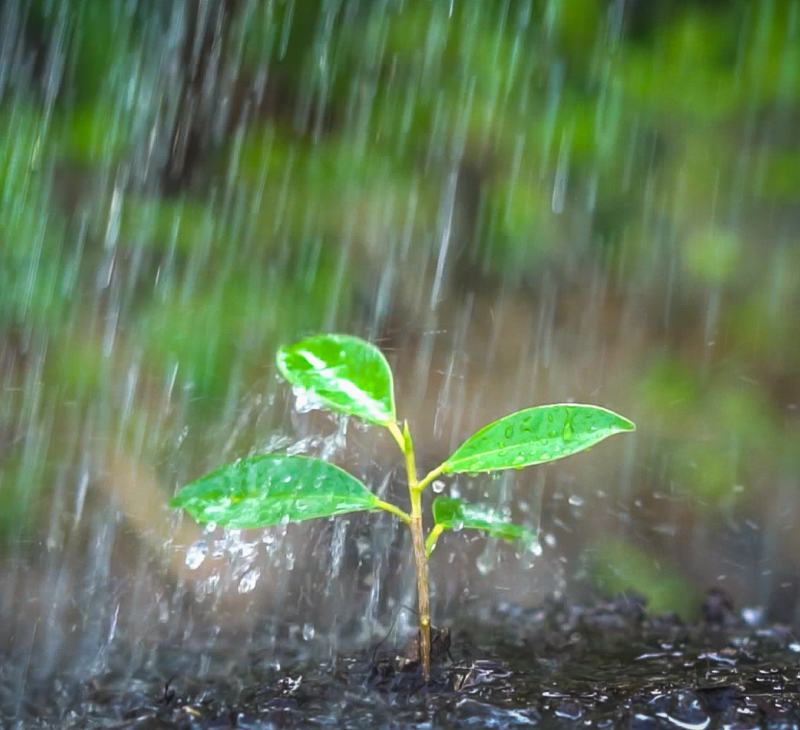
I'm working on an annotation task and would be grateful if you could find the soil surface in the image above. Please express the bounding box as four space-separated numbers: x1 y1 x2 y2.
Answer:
5 590 800 729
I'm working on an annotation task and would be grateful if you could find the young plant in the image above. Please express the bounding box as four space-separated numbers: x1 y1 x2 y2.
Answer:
169 334 635 680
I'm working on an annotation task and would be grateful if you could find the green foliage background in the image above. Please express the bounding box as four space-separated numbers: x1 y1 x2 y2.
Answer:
2 0 800 618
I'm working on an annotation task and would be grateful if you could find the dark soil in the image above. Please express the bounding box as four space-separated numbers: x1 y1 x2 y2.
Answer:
6 590 800 729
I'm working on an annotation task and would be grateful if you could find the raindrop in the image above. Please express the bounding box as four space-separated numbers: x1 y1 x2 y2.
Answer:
555 701 583 721
432 479 446 493
185 541 208 570
476 546 493 576
568 494 584 507
741 607 764 627
504 424 514 438
561 422 573 441
292 387 326 413
238 568 260 594
302 623 315 641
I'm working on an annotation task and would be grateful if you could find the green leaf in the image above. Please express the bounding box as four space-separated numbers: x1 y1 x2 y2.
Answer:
276 334 396 425
170 454 380 528
432 497 538 550
443 404 635 473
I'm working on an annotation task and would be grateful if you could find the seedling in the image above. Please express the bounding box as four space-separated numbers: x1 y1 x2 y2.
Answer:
170 334 635 680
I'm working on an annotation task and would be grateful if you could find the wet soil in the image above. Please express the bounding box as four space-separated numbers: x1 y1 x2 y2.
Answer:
6 591 800 729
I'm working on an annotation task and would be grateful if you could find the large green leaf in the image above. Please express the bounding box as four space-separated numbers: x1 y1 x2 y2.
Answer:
432 497 538 551
443 404 635 474
170 455 380 528
276 334 396 425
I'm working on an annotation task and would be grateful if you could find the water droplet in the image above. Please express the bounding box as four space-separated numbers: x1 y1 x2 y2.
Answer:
504 424 514 438
293 387 326 413
238 568 260 593
185 540 208 570
476 546 493 575
562 422 574 441
568 494 584 507
741 606 763 627
452 520 464 532
302 623 315 640
432 479 446 493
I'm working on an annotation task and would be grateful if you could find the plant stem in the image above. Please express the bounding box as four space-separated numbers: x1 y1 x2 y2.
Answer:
393 421 432 681
416 463 445 493
373 498 412 525
424 523 445 558
386 421 406 453
409 484 431 681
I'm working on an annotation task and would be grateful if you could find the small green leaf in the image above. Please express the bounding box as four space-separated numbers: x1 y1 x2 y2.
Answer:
170 454 380 528
276 334 396 425
443 404 635 473
432 497 538 550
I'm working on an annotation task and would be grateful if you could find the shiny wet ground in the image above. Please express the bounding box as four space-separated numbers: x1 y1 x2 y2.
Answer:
6 594 800 729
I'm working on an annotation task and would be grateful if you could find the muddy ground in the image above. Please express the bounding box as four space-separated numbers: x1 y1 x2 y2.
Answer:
5 589 799 729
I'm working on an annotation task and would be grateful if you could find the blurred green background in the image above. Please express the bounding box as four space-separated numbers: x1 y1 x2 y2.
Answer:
2 0 800 628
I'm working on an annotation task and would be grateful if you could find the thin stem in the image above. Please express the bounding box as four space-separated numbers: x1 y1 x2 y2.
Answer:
373 498 412 525
424 523 446 558
386 421 406 453
409 484 431 680
387 421 432 681
416 463 445 493
401 421 418 491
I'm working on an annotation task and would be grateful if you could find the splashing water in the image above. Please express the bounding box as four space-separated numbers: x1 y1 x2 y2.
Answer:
2 0 800 725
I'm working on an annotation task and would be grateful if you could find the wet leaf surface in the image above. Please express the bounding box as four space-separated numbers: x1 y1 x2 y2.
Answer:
276 334 396 426
432 497 538 551
443 404 636 474
170 454 379 528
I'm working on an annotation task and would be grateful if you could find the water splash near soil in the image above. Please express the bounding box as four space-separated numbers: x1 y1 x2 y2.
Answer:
6 594 800 729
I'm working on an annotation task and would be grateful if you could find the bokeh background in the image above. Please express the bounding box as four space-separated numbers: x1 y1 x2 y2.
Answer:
2 0 800 679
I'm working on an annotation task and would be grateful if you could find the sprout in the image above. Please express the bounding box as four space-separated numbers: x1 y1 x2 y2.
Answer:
170 334 635 681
